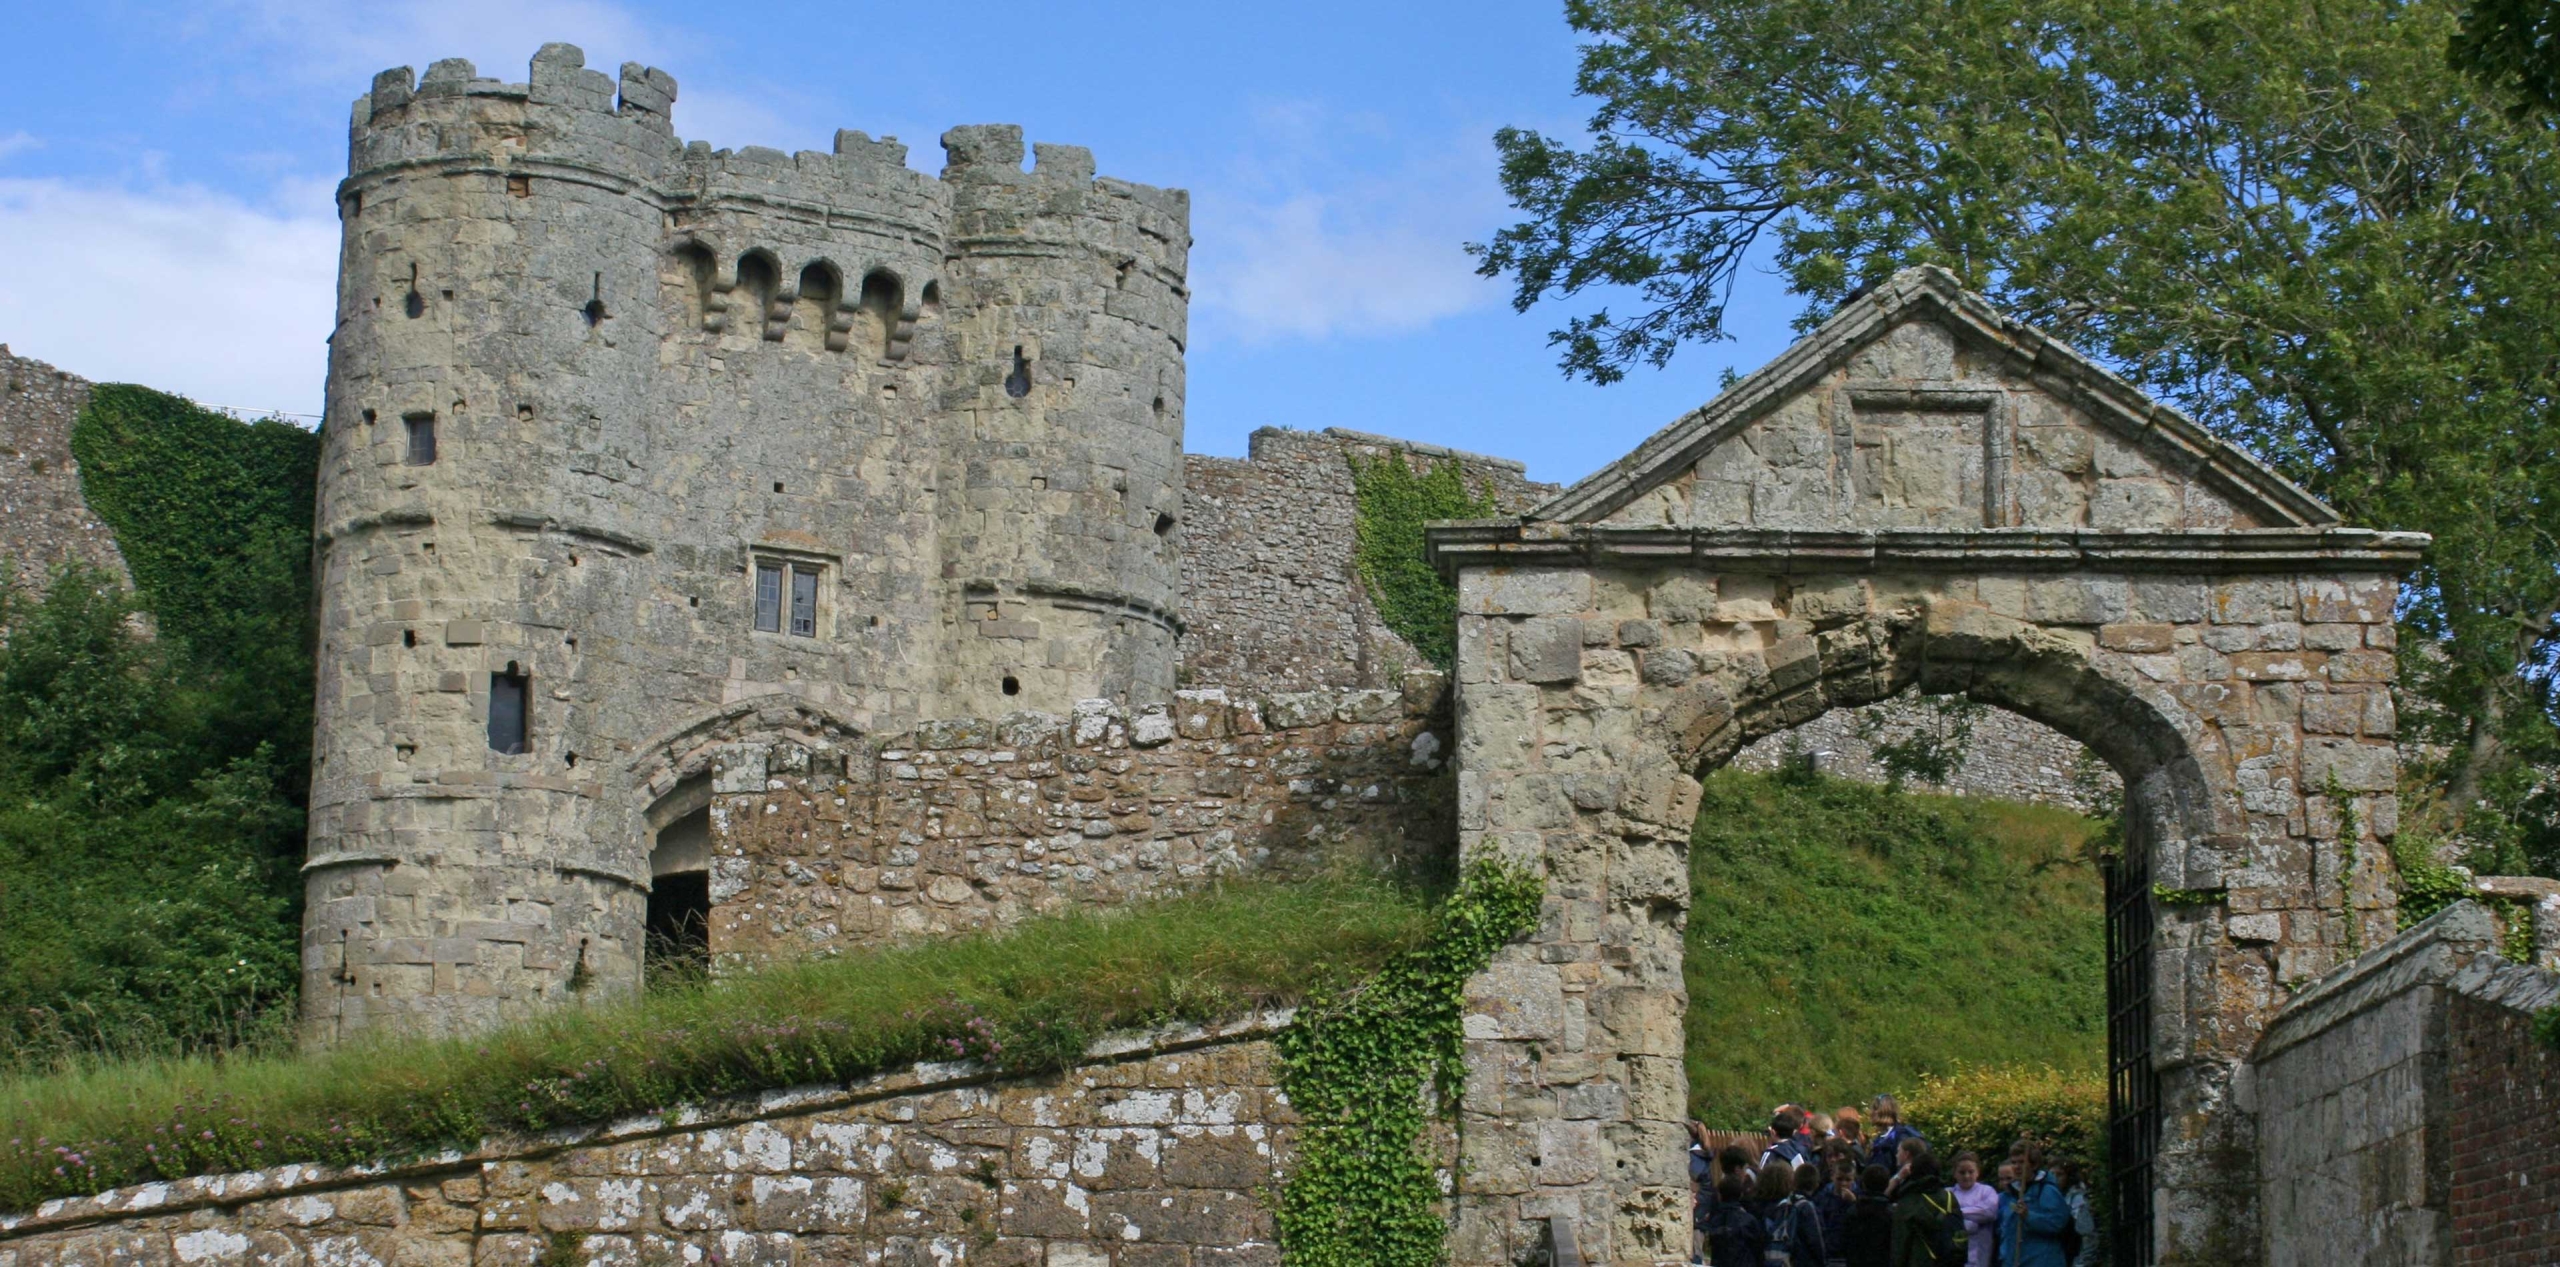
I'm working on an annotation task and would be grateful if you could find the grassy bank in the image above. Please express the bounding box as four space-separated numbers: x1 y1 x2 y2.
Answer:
0 876 1430 1210
1683 769 2108 1125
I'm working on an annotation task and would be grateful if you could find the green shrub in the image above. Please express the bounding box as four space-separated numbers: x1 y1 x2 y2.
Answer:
0 569 302 1070
1898 1063 2106 1175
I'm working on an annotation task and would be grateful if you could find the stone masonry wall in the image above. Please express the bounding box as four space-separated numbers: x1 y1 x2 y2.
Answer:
0 1018 1333 1267
1727 694 2115 811
2446 991 2560 1264
2250 901 2560 1267
706 681 1455 964
1178 428 1554 693
0 347 126 591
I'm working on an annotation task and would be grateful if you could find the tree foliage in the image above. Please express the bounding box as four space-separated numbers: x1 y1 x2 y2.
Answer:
2452 0 2560 117
1478 0 2560 868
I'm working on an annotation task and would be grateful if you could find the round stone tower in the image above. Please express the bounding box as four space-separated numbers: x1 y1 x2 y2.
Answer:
933 126 1190 717
304 46 1191 1043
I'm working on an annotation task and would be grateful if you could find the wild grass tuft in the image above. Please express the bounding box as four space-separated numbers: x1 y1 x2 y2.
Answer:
0 875 1428 1211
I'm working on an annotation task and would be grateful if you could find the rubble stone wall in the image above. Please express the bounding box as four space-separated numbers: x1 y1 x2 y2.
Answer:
0 347 126 591
0 1020 1326 1267
702 683 1455 964
1178 428 1553 693
1726 695 2113 811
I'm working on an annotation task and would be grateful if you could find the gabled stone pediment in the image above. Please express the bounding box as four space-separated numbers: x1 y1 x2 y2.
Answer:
1537 266 2337 531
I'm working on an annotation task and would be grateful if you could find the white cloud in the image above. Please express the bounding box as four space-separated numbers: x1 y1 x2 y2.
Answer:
1189 105 1509 343
0 133 39 163
0 179 337 417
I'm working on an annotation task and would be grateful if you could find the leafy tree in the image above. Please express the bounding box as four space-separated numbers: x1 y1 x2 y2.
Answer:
2452 0 2560 117
1476 0 2560 869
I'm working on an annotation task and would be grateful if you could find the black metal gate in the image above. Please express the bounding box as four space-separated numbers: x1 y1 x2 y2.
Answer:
2102 850 2160 1265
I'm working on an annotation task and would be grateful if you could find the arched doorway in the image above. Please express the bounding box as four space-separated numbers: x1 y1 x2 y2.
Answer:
1429 268 2424 1267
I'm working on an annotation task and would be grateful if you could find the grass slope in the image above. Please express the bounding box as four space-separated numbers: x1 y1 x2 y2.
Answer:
0 876 1429 1210
1683 769 2106 1125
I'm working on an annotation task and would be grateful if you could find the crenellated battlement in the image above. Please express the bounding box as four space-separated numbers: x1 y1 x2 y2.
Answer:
346 46 1182 245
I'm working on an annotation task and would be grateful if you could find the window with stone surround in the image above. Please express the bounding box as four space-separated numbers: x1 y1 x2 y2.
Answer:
753 558 825 637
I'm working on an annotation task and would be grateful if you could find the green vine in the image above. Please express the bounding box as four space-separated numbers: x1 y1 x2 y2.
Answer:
2390 833 2475 931
2151 885 2226 906
1348 453 1497 672
2335 779 2362 957
2497 899 2537 965
1274 859 1543 1267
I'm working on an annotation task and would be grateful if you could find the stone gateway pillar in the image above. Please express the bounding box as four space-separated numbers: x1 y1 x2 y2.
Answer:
1430 268 2425 1267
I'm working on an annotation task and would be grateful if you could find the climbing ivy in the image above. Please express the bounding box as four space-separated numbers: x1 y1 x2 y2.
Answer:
1348 453 1497 672
1273 859 1542 1267
69 384 321 785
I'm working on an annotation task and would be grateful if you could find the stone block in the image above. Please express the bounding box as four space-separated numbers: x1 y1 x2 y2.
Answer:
1129 707 1176 748
1508 617 1584 684
1464 570 1593 616
1533 1119 1604 1186
2100 622 2176 654
1261 691 1332 730
1172 689 1229 740
1463 959 1566 1041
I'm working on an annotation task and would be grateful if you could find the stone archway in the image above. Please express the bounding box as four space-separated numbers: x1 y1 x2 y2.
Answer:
1428 268 2425 1267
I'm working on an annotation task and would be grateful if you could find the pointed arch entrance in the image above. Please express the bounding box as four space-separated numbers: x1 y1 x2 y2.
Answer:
1430 268 2425 1267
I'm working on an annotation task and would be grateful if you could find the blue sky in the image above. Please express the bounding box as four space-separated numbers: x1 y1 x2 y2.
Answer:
0 0 1804 484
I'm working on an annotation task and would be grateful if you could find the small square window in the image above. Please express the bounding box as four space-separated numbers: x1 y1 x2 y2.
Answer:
789 565 819 637
404 413 437 465
753 562 783 633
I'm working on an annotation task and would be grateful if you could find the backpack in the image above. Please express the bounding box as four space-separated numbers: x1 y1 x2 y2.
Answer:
1763 1195 1801 1266
1707 1202 1766 1266
1918 1189 1966 1267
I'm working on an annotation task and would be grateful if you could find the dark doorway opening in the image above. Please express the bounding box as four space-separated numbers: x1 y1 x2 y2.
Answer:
646 803 711 980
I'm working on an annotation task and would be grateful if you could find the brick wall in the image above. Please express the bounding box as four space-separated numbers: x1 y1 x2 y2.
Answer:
705 681 1454 964
1178 428 1553 693
0 1018 1335 1267
2447 992 2560 1264
0 347 126 591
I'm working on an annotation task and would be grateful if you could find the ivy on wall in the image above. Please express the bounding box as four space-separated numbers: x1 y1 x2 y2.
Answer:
1348 453 1497 671
69 384 321 782
1272 859 1542 1267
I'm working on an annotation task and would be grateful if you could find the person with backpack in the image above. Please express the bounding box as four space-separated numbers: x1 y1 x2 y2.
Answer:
1840 1164 1895 1267
1948 1152 1999 1267
1866 1096 1924 1176
1994 1142 2075 1267
1886 1145 1964 1267
1755 1161 1824 1267
1810 1152 1857 1266
1764 1106 1818 1171
1707 1172 1771 1266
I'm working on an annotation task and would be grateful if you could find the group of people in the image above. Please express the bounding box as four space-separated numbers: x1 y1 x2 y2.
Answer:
1687 1097 2102 1267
